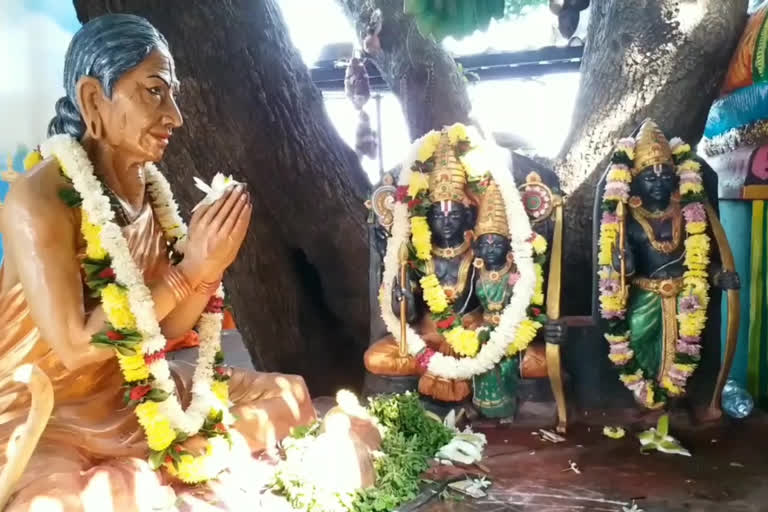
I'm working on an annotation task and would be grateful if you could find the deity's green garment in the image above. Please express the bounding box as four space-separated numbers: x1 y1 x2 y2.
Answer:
472 270 519 418
473 356 519 418
628 278 683 384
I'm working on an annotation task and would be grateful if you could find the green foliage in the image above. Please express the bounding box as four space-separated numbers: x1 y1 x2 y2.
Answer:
367 392 453 457
271 392 454 512
505 0 547 17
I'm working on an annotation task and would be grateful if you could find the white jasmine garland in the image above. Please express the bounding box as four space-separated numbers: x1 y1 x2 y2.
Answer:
379 130 536 380
40 134 231 435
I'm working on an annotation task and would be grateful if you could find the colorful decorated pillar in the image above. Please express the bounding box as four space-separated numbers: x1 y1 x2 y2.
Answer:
701 5 768 407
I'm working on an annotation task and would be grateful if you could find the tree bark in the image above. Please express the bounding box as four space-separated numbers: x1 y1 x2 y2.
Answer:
554 0 747 313
73 0 372 395
335 0 472 140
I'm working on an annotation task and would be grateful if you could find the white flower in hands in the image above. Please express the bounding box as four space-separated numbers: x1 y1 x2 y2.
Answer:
192 173 241 212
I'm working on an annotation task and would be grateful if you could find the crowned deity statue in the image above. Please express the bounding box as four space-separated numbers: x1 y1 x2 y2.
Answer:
366 124 568 433
470 179 521 418
597 119 740 415
0 15 377 511
365 127 479 403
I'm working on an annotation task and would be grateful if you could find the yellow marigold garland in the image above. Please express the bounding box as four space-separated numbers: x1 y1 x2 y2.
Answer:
101 283 137 331
445 326 480 357
81 212 108 260
410 216 432 260
419 274 449 314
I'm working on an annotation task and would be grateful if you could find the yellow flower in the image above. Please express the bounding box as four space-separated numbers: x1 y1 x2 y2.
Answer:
686 221 706 235
211 380 229 406
508 319 541 356
408 171 429 197
81 211 108 260
684 234 710 269
532 234 548 255
102 283 137 330
679 310 707 337
117 350 150 382
644 386 656 407
598 223 618 266
605 332 630 344
607 165 632 183
660 376 683 396
420 274 449 313
166 437 230 484
445 327 480 357
680 182 704 195
609 353 633 364
417 133 440 162
600 294 625 312
619 370 643 385
532 263 545 305
410 216 432 260
135 401 176 451
447 123 468 145
23 150 42 171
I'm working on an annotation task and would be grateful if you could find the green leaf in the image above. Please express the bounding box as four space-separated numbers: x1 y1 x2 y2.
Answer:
147 389 170 402
148 450 166 470
58 186 82 207
116 345 137 356
657 414 669 437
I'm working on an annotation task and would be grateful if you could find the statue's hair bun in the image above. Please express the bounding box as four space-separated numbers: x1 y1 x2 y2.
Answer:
48 96 85 138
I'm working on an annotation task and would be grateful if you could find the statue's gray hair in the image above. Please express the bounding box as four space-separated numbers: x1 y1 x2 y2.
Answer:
48 14 170 139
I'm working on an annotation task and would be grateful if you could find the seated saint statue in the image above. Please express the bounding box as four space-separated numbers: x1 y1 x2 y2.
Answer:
365 129 478 402
597 119 740 412
0 15 344 511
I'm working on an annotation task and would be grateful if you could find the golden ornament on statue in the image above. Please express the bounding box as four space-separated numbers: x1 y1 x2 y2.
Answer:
633 118 674 175
428 131 470 204
475 179 509 237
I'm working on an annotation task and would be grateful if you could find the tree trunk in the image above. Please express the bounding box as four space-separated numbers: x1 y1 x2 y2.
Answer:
335 0 472 140
554 0 747 314
73 0 372 395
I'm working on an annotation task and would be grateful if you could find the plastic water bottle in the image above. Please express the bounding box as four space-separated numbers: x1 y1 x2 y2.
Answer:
721 379 754 419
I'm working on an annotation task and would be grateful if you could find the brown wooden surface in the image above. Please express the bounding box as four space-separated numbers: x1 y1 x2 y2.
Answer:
73 0 372 395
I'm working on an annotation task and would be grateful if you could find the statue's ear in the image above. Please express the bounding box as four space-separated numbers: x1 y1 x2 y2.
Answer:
76 76 107 140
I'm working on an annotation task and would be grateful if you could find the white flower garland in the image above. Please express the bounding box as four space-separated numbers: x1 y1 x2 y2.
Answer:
379 130 536 380
40 134 230 435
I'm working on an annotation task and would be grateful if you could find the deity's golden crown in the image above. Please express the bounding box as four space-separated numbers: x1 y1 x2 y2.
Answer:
428 130 469 203
633 118 674 176
475 179 509 238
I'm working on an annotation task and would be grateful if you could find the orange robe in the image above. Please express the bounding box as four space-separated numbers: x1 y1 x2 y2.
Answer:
0 203 315 511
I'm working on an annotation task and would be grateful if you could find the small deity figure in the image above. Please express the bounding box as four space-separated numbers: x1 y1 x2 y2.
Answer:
0 15 375 511
470 179 521 417
365 128 478 403
597 119 740 413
